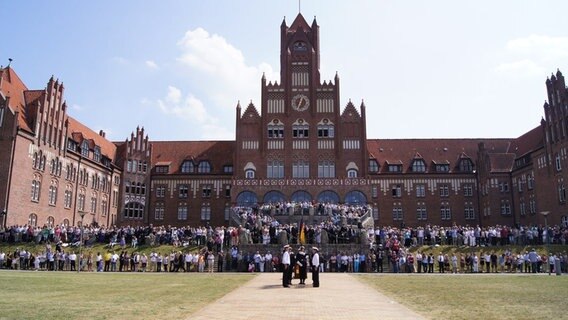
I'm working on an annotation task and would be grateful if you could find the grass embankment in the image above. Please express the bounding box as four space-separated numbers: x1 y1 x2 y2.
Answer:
0 271 254 320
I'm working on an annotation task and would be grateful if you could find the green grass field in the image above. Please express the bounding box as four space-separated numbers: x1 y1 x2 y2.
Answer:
358 274 568 319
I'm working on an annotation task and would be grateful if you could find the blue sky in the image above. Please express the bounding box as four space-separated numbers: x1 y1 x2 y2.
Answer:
3 1 568 141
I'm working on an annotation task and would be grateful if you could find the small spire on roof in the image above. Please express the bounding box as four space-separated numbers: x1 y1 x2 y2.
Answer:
7 58 12 67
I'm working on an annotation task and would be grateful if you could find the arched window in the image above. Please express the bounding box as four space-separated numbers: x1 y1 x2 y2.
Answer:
291 190 312 203
62 219 70 227
236 191 258 206
198 161 211 173
28 213 38 227
245 169 255 179
345 190 367 205
31 180 41 202
347 169 358 178
317 190 340 204
181 161 194 173
123 202 145 219
263 191 286 204
47 216 55 228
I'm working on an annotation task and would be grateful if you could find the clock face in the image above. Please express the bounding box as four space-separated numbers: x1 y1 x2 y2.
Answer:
291 94 310 111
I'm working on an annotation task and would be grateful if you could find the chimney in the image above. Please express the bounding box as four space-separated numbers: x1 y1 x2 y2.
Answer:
99 130 106 138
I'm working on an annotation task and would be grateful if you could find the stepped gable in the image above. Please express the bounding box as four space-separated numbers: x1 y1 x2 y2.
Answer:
0 66 33 133
151 140 235 174
67 116 117 162
508 126 544 158
340 100 361 120
241 101 260 119
367 138 513 173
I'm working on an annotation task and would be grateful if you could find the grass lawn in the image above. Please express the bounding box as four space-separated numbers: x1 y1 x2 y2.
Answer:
358 274 568 319
0 271 254 320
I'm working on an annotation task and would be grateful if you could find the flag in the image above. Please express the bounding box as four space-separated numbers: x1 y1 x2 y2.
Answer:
299 218 306 245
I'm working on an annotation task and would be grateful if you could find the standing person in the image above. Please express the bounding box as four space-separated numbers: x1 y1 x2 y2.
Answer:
282 245 291 288
295 246 307 285
311 247 320 287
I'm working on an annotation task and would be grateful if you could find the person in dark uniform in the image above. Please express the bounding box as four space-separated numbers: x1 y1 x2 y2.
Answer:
311 247 320 287
295 246 308 285
281 245 291 287
289 247 296 286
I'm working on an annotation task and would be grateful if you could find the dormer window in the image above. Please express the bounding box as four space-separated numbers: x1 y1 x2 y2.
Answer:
198 161 211 173
436 164 450 172
388 164 402 173
93 146 101 162
181 161 194 173
412 159 426 172
81 141 89 157
155 166 169 174
459 159 473 172
369 159 379 173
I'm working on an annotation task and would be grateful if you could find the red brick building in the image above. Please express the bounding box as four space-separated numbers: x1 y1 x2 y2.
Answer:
1 13 567 229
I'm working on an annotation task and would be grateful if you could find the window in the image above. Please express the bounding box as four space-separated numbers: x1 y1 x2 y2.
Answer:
371 185 378 198
436 164 450 172
201 204 211 221
48 184 57 205
500 201 511 215
81 141 89 158
127 160 133 172
154 203 165 220
317 124 334 138
559 183 566 203
78 193 86 212
245 169 255 179
224 206 231 221
391 185 402 198
317 161 335 178
293 161 310 178
527 175 534 190
124 202 144 219
347 169 358 178
101 198 108 216
178 185 189 198
181 161 194 173
267 160 284 178
392 204 403 221
64 190 73 208
556 154 562 171
499 182 509 193
388 164 402 173
440 202 451 220
90 196 97 213
460 159 473 172
155 166 169 174
202 185 212 198
93 146 101 162
28 213 38 227
417 203 427 220
519 201 526 216
198 161 211 173
465 202 475 220
268 122 284 138
177 204 188 220
223 165 233 174
225 185 231 198
369 160 379 173
292 124 309 138
529 197 536 214
439 185 449 197
156 186 166 198
412 160 426 172
31 180 41 202
416 184 426 198
463 184 473 197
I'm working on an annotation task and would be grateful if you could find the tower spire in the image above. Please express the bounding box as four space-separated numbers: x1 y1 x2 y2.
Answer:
299 0 301 13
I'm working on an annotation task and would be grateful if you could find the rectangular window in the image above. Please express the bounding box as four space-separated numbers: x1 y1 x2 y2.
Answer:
177 205 188 220
202 185 212 198
268 126 284 138
292 126 309 138
436 164 450 172
519 202 526 216
78 194 85 212
317 161 335 178
178 185 189 198
201 206 211 221
392 206 403 221
112 190 118 207
223 165 233 174
64 190 72 208
391 185 402 198
293 161 310 178
156 186 166 198
0 106 4 127
416 205 427 220
439 185 449 197
388 165 401 173
463 184 473 197
500 202 511 215
440 203 451 220
317 125 334 138
101 200 108 216
465 203 475 220
90 197 97 213
267 160 284 178
527 175 534 190
155 204 164 220
225 185 231 198
371 185 378 198
155 166 169 174
416 184 425 198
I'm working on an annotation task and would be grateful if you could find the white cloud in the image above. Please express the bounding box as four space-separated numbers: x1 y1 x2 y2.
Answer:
156 86 232 139
496 35 568 77
145 60 159 69
176 27 277 109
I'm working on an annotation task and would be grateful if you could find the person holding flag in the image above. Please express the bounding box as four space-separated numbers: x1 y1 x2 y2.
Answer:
295 246 308 285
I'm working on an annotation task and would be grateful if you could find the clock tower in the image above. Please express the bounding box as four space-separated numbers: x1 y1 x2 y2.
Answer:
234 13 369 207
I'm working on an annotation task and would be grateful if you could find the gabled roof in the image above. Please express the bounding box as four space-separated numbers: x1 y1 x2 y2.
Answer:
0 66 33 133
151 140 235 174
367 138 512 173
289 13 310 32
67 116 117 162
508 126 544 158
